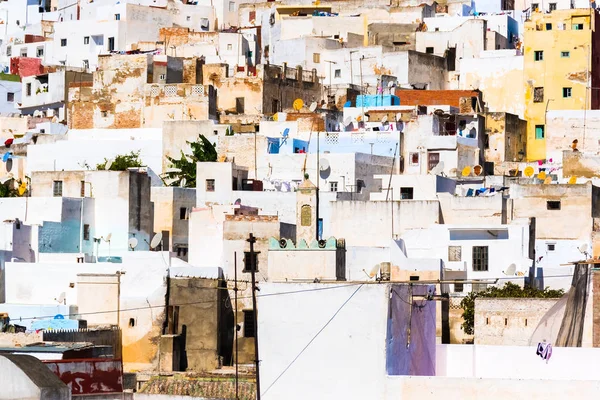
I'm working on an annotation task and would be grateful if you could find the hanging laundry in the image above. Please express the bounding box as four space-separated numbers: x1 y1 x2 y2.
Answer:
466 188 474 197
536 342 552 363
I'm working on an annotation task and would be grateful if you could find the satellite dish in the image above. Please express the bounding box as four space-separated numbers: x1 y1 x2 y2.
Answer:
367 264 380 279
396 112 403 122
473 165 482 176
579 244 589 256
429 161 445 176
387 80 395 88
309 102 317 112
273 113 279 121
381 115 388 124
17 182 26 196
104 233 112 242
180 177 187 187
449 168 457 177
293 98 304 111
544 176 552 184
128 237 138 249
524 166 534 177
504 263 517 276
461 166 471 177
56 292 66 304
5 158 12 172
150 232 163 249
568 175 577 184
234 198 242 205
343 116 352 127
105 159 113 171
320 158 330 171
282 128 290 138
537 171 547 180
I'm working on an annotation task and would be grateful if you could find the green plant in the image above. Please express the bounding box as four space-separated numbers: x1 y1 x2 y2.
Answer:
163 135 217 188
460 282 564 335
96 151 143 171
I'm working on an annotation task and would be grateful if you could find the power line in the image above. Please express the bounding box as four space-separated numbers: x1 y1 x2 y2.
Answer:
261 284 364 398
12 282 366 322
9 273 577 323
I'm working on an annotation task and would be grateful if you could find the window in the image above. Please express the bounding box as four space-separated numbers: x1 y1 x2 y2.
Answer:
454 280 464 293
448 246 462 262
227 43 233 51
236 97 244 113
533 87 544 103
36 47 43 57
400 187 414 200
129 318 135 327
159 73 166 80
83 224 90 241
206 179 215 192
532 3 539 10
505 318 508 326
108 37 115 52
6 46 10 57
20 48 27 57
410 152 419 165
534 50 543 61
472 246 489 271
60 38 67 47
561 51 570 58
83 59 89 69
6 92 14 102
249 10 256 21
356 179 365 193
114 13 120 20
535 124 545 139
547 200 561 210
334 69 341 78
243 310 255 337
428 152 440 171
243 251 259 272
313 53 320 63
101 110 108 118
547 243 556 251
180 207 189 220
53 180 63 197
84 36 90 44
563 87 572 98
409 275 420 281
546 23 552 30
228 1 235 11
573 23 584 30
80 181 85 197
186 15 191 21
330 181 338 192
549 2 557 10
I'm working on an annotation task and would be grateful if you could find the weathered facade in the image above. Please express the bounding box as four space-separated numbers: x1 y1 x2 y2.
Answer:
68 54 216 129
484 112 527 170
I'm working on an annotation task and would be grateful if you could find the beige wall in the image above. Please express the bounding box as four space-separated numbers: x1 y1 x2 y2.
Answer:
268 249 338 281
509 183 592 240
329 200 440 247
77 273 120 326
474 297 558 345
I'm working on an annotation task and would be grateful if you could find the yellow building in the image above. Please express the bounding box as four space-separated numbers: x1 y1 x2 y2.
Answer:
523 9 600 161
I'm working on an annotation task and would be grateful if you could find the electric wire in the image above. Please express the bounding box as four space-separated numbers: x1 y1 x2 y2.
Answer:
9 272 579 322
261 284 364 398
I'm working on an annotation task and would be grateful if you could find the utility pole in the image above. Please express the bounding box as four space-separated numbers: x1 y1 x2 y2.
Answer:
324 60 337 102
359 55 365 123
234 253 239 400
349 50 358 86
247 233 261 400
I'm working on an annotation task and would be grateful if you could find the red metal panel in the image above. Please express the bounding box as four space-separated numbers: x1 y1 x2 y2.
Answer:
44 358 123 395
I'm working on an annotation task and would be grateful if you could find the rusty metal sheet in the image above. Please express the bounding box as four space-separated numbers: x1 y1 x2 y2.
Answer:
44 358 123 395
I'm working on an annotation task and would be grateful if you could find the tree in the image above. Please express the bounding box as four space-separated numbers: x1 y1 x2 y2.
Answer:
97 151 143 171
460 282 564 335
163 135 217 188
